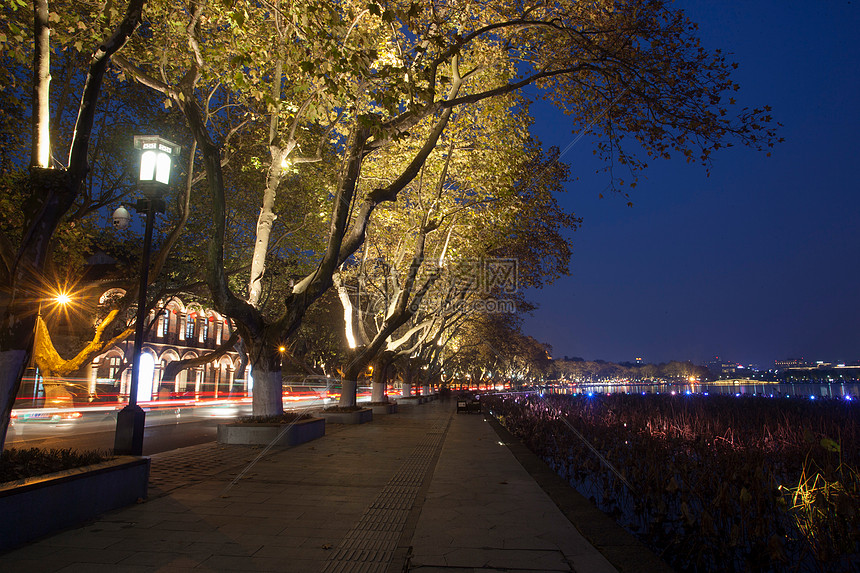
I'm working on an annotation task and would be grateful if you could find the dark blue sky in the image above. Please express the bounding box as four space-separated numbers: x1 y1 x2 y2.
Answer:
523 1 860 368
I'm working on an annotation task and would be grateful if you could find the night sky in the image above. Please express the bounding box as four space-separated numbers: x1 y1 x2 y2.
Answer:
523 1 860 368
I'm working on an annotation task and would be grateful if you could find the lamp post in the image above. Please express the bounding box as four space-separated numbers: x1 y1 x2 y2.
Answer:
114 135 180 455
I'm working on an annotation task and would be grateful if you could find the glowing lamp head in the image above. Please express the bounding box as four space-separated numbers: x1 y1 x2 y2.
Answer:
134 135 181 191
55 292 71 305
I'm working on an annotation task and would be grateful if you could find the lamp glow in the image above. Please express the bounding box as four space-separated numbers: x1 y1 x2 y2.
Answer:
156 152 171 184
139 150 157 181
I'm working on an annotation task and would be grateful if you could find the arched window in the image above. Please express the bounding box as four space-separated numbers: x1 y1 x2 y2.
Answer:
157 310 169 338
185 316 196 339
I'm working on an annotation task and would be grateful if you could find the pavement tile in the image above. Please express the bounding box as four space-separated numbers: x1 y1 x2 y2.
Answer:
39 530 127 549
93 526 205 544
33 546 137 564
155 519 219 532
229 533 305 548
191 503 253 517
297 534 345 548
266 558 323 573
2 556 72 573
184 541 263 556
501 534 563 551
197 554 286 571
55 564 154 573
486 548 570 570
215 523 288 538
253 542 337 560
1 542 62 559
116 551 206 567
80 520 144 534
119 538 196 553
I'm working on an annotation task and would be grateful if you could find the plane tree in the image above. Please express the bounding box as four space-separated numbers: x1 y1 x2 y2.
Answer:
0 0 152 450
334 130 578 403
0 43 222 395
441 307 550 387
111 0 776 418
331 94 530 403
0 0 270 445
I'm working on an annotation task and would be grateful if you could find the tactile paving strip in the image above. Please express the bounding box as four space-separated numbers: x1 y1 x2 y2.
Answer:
321 417 451 573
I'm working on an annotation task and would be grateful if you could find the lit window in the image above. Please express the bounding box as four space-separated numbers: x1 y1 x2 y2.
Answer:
185 316 195 339
157 311 169 337
108 356 120 379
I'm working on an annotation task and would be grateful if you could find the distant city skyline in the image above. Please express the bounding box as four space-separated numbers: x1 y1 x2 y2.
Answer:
552 353 859 370
522 1 860 369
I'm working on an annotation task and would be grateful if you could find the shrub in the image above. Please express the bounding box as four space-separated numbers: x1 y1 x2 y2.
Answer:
236 412 312 424
1 448 113 483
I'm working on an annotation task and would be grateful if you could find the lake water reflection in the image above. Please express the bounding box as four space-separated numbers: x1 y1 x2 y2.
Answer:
546 381 859 399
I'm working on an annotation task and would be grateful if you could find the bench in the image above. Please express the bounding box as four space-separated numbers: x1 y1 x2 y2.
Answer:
457 399 482 414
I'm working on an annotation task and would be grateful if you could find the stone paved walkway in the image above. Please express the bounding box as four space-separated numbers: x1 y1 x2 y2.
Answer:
1 398 670 573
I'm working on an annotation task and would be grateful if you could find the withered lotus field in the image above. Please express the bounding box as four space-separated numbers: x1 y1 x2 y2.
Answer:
484 393 859 573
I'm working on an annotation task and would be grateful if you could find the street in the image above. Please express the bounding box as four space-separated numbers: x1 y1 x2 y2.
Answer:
5 395 357 454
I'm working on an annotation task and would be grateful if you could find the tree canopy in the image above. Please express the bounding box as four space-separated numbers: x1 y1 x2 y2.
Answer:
0 0 780 442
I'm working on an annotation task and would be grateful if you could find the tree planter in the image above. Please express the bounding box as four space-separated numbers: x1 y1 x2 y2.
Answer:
370 402 398 415
319 408 373 424
397 396 422 407
0 456 150 552
217 417 325 446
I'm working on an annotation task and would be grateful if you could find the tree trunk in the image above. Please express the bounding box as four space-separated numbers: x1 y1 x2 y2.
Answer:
0 351 28 449
370 356 390 403
401 360 415 398
339 379 357 408
247 343 283 416
248 58 289 307
32 0 51 168
370 381 386 403
339 352 366 406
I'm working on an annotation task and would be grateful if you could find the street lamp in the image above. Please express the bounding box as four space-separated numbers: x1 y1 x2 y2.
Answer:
26 290 73 406
54 292 71 306
114 135 180 456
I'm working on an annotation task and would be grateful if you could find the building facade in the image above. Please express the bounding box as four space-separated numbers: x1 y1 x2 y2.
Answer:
88 290 245 402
